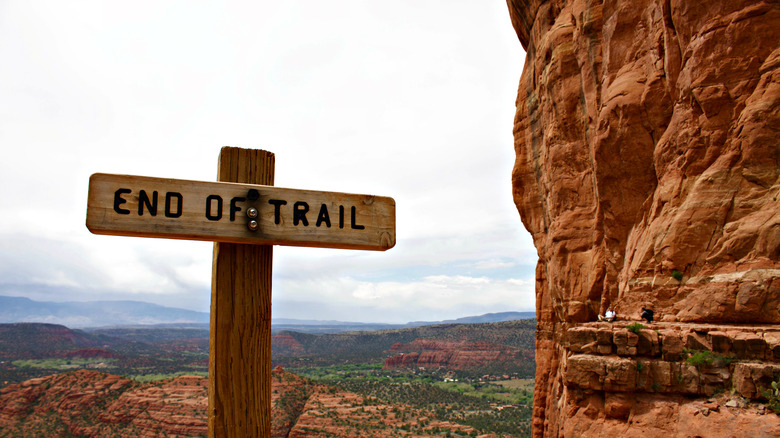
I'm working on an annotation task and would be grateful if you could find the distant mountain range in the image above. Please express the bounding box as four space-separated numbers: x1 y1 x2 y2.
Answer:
271 312 536 333
409 312 537 325
0 295 534 331
0 296 210 328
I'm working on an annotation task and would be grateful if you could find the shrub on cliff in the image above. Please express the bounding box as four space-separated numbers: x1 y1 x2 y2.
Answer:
763 379 780 415
626 323 645 334
684 349 736 368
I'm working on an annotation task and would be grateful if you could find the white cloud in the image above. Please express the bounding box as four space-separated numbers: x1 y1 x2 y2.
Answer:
0 0 533 322
471 259 519 270
273 273 535 323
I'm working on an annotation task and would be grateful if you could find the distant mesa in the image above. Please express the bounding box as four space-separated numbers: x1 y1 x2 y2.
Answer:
383 338 532 370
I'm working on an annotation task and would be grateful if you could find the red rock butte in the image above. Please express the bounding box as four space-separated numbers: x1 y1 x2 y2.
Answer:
505 0 780 436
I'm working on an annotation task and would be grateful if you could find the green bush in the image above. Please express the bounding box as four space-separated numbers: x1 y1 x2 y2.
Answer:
762 379 780 415
686 350 714 367
684 350 736 368
626 323 645 334
671 270 683 281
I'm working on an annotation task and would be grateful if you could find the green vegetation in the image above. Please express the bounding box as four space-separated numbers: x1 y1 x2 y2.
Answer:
293 363 533 437
626 322 645 334
433 380 534 405
683 349 736 368
2 319 537 436
671 270 683 281
294 362 385 380
273 319 536 370
763 378 780 415
0 323 210 387
12 357 115 370
126 371 208 382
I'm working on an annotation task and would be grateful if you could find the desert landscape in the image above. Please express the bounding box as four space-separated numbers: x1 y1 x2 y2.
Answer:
0 319 536 437
0 0 778 436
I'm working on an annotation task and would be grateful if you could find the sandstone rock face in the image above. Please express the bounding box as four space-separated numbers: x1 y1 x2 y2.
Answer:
271 332 306 355
0 370 208 437
383 338 527 370
506 0 780 435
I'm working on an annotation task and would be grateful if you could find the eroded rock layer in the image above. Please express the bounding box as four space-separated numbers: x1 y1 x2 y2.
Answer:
0 368 478 438
506 0 780 436
382 338 530 370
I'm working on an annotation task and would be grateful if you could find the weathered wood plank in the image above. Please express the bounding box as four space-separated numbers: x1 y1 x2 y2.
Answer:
86 172 395 251
209 147 273 438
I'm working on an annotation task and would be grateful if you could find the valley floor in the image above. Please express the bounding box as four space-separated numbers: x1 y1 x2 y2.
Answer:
0 368 532 437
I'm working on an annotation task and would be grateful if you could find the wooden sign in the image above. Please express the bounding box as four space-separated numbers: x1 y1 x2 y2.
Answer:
86 173 395 251
87 147 396 437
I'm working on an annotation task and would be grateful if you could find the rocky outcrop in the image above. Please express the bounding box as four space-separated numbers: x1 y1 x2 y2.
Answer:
271 332 306 355
0 370 207 437
0 369 480 437
0 323 108 359
561 322 780 436
564 323 780 396
383 339 527 370
273 367 479 438
506 0 780 435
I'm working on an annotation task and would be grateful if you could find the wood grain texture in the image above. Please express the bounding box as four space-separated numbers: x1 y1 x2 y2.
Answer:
209 147 274 438
86 173 395 250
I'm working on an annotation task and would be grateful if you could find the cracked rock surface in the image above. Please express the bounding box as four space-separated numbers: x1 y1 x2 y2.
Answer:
506 0 780 436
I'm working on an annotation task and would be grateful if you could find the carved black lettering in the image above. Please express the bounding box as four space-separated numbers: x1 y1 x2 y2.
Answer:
339 205 345 229
165 192 183 218
293 201 309 226
229 197 245 221
205 195 223 221
350 206 365 230
316 204 331 228
138 190 158 216
113 188 131 215
268 199 287 224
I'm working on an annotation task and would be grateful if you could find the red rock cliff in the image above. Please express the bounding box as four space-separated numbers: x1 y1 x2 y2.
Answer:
506 0 780 436
383 339 528 370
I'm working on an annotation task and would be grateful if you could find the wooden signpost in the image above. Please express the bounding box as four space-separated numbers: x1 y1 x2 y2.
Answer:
86 173 395 250
86 147 395 437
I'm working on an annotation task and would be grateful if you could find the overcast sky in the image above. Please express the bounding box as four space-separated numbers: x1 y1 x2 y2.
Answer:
0 0 534 323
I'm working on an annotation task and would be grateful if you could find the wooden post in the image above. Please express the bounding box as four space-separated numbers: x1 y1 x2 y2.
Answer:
86 145 394 436
209 147 274 437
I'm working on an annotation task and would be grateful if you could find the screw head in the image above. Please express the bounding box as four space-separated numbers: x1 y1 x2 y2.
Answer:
246 207 259 219
247 220 259 231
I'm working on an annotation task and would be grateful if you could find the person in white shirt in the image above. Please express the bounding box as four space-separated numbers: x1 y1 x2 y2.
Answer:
599 309 616 322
